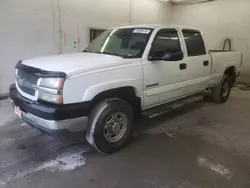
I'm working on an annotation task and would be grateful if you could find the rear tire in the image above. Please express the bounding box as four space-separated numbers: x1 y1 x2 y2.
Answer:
212 75 232 103
86 98 134 154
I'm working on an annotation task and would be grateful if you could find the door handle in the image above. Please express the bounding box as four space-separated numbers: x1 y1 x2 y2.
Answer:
203 60 209 66
179 63 187 70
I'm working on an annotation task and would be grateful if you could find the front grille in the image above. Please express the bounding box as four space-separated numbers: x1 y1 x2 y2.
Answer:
17 69 39 96
18 84 35 96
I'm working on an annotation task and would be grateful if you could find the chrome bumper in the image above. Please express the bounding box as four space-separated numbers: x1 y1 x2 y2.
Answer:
10 100 88 133
22 112 88 132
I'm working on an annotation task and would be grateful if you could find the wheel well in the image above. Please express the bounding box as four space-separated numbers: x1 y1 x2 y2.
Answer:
90 86 141 118
224 66 236 76
224 66 236 85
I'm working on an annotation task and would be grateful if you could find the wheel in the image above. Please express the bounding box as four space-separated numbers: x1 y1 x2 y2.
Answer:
212 75 232 103
86 98 134 154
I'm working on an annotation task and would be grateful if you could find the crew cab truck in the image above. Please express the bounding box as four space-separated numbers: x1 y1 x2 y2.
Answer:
9 25 242 153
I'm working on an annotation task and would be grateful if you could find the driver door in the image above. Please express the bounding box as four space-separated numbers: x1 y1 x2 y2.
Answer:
143 28 189 109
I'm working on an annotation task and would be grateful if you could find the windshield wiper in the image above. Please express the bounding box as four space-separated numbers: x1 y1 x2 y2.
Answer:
101 51 125 58
83 50 130 58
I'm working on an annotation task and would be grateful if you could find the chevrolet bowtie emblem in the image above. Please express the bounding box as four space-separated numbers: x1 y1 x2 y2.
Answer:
17 76 25 87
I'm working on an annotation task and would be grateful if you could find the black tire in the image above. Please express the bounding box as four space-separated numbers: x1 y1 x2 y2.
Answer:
212 75 232 103
86 98 134 154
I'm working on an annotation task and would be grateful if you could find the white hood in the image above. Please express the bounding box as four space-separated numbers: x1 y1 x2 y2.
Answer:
21 52 128 77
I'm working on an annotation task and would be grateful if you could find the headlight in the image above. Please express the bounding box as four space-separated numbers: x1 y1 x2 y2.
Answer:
39 92 63 104
37 77 65 104
40 78 64 89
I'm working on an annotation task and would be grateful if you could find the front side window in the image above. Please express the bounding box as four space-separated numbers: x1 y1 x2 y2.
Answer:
182 29 206 56
84 28 153 58
149 29 183 61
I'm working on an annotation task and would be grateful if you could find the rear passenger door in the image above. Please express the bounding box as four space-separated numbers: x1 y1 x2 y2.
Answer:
181 29 211 94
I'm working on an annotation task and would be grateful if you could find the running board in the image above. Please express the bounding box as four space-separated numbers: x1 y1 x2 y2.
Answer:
142 95 203 118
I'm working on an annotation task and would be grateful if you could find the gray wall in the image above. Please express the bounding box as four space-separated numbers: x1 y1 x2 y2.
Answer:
0 0 172 94
172 0 250 82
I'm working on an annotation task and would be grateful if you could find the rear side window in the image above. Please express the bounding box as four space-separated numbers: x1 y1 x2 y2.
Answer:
182 29 206 56
149 29 182 61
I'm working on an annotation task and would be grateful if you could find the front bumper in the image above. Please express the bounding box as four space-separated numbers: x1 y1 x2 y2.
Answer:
9 84 89 137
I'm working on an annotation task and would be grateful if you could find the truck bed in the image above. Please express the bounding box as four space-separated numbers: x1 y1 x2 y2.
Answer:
209 50 242 86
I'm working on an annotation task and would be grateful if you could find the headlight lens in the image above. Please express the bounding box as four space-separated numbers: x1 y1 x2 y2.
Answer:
39 92 63 104
40 78 64 89
38 77 65 104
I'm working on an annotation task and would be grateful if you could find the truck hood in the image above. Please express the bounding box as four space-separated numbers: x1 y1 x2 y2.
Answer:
21 52 128 77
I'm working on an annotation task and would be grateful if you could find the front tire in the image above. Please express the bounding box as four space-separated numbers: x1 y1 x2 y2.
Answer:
212 75 232 103
86 98 134 154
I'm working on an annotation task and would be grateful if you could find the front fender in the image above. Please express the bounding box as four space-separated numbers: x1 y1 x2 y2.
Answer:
82 79 141 101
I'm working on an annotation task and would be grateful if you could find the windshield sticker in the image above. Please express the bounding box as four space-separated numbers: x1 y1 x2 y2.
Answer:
133 29 151 34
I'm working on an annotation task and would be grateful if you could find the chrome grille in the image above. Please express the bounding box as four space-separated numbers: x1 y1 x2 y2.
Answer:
16 69 39 96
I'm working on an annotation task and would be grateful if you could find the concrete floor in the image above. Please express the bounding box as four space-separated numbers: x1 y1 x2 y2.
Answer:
0 87 250 188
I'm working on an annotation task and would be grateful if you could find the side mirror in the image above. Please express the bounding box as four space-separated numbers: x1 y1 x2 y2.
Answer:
148 51 184 61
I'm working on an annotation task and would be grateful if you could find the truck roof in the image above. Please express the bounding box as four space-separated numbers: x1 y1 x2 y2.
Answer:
112 25 200 31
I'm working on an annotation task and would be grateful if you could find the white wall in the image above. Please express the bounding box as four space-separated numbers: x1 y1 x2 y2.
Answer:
59 0 172 52
172 0 250 82
0 0 172 94
0 0 57 95
1 0 250 95
131 0 172 25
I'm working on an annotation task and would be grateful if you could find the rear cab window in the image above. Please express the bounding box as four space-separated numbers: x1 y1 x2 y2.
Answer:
182 29 206 56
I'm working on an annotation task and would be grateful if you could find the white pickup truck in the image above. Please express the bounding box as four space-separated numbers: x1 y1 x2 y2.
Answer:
10 25 242 153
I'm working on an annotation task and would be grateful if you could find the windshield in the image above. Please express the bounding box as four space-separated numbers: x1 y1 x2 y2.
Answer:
84 28 153 58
